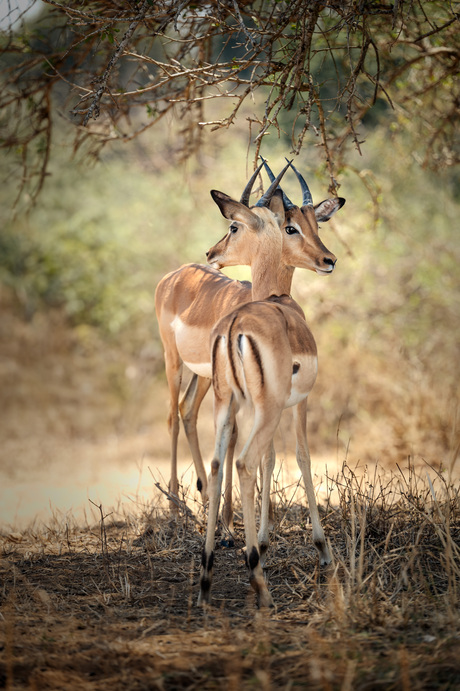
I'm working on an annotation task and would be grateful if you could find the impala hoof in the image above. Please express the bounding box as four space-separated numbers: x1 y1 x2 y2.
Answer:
257 590 274 609
315 539 332 566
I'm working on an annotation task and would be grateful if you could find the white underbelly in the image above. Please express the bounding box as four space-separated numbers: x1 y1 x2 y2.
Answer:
182 361 212 378
171 316 212 377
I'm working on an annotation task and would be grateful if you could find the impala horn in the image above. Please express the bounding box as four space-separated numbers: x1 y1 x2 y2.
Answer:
259 155 296 210
286 156 313 207
239 161 265 206
255 159 292 208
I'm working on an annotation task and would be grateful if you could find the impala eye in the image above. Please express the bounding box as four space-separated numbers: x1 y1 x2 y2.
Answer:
285 225 299 235
230 225 238 234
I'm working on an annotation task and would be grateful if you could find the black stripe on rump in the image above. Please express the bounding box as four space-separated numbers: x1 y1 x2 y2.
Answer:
246 335 264 386
228 315 245 398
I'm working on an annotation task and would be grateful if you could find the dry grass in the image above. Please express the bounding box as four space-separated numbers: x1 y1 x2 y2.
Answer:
1 461 459 690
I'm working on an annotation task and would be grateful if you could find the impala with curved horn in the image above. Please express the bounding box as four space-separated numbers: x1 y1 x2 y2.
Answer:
155 163 290 512
155 159 344 534
207 156 344 276
203 157 344 557
198 166 344 607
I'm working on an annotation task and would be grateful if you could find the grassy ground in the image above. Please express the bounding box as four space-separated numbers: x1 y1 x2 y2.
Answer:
1 461 459 690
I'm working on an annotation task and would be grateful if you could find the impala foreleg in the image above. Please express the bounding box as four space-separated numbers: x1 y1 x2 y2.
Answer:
293 400 331 565
179 374 211 502
258 441 276 566
222 419 238 543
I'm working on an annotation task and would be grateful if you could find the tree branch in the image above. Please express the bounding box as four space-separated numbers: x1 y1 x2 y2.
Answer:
78 0 151 126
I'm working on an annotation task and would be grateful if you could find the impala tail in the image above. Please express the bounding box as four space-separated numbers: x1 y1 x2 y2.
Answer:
213 304 293 414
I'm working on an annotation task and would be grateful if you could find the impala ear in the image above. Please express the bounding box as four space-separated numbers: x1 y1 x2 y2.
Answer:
268 189 286 225
210 190 262 230
311 197 346 223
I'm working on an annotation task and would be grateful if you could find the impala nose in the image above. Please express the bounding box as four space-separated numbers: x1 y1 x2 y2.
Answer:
205 250 209 257
323 257 337 268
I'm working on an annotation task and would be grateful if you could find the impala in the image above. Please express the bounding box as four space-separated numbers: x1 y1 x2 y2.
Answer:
155 160 344 537
198 164 345 607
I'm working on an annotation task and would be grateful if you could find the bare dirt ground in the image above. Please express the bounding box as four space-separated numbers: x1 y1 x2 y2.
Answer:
1 303 459 689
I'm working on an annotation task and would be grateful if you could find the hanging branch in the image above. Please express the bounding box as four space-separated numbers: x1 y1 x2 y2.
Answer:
0 0 458 204
75 1 152 125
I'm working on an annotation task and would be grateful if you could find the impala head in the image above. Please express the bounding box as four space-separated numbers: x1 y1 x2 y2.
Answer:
206 161 289 269
207 157 345 275
273 158 345 275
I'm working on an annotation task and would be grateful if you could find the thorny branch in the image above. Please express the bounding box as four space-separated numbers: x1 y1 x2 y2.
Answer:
0 0 459 203
78 0 152 126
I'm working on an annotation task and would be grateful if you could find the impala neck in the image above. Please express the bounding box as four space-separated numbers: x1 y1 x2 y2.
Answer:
250 252 291 301
275 264 295 296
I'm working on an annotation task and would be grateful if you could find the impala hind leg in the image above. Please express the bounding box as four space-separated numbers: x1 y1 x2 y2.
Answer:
179 374 211 502
258 441 276 566
294 400 331 564
198 397 236 606
238 459 273 607
237 412 282 608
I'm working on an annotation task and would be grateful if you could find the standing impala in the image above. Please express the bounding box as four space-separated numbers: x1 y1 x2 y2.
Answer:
155 160 344 534
199 175 341 607
205 157 344 549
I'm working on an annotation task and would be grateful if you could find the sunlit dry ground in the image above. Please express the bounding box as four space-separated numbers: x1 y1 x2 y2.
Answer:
1 370 344 530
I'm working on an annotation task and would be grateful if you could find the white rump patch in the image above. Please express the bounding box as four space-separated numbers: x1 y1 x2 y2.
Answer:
286 355 318 407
